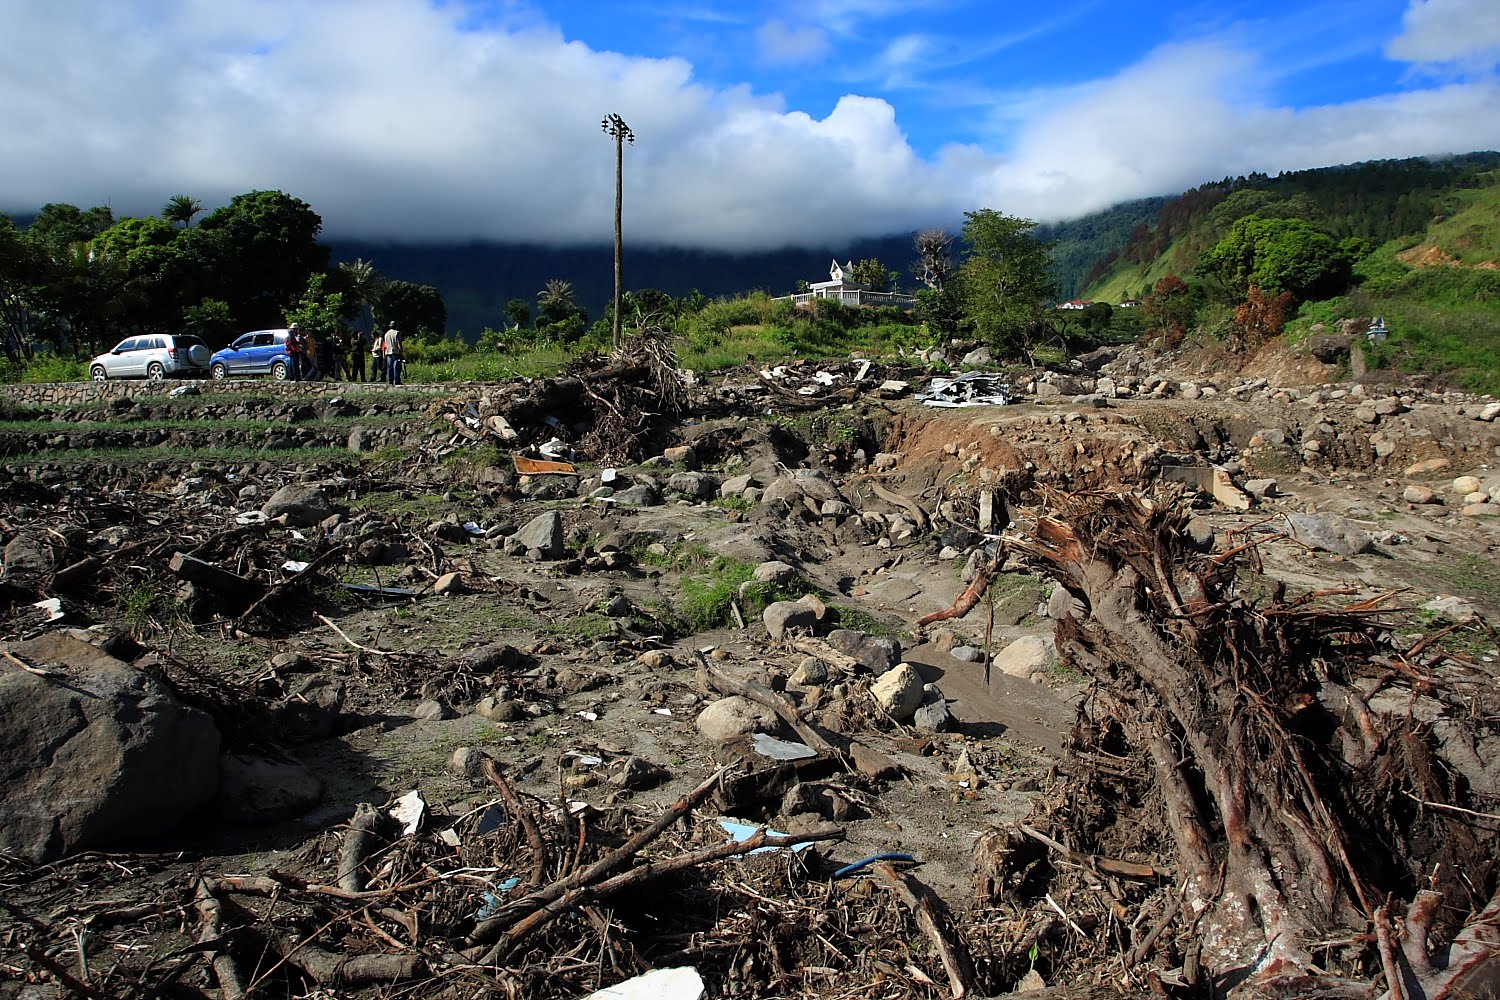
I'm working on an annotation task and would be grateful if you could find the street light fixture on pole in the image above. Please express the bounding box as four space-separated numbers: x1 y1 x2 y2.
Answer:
601 113 635 352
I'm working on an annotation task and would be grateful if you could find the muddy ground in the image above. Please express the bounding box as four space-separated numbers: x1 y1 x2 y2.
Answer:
2 341 1498 999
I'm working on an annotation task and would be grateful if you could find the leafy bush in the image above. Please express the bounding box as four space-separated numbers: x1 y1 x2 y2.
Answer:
0 354 87 384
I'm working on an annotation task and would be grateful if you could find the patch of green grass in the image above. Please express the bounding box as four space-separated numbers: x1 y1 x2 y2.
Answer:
407 343 575 382
710 495 755 512
6 445 366 467
350 490 454 517
549 612 615 641
678 556 814 632
827 603 901 638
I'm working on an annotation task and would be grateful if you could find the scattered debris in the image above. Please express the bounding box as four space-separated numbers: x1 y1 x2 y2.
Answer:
920 371 1012 407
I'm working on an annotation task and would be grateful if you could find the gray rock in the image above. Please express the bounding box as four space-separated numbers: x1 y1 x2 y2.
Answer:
1285 512 1374 556
719 474 757 497
217 754 323 825
695 696 780 741
413 699 454 721
612 484 663 507
790 657 828 685
911 686 951 731
764 601 819 639
950 645 988 663
1244 478 1278 499
609 756 671 791
449 747 491 779
0 635 221 862
870 663 924 721
2 529 62 581
1047 582 1087 621
261 484 335 527
1422 595 1476 624
514 510 564 558
993 635 1056 679
475 696 523 722
667 471 717 500
1184 517 1216 552
825 629 902 673
754 560 799 584
1305 333 1353 363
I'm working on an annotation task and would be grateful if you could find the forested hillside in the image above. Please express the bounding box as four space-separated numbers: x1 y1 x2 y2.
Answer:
1074 152 1500 391
1081 152 1500 303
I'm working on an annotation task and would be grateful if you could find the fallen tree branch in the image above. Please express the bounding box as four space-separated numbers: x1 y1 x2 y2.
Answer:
874 861 974 998
468 765 734 944
695 650 843 760
476 826 845 966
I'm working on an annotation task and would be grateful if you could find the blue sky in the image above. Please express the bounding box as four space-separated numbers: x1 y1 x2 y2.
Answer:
2 0 1498 249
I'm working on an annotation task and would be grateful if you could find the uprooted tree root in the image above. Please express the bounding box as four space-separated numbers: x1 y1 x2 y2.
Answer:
980 490 1500 998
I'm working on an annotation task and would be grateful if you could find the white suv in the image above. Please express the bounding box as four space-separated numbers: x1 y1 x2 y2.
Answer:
90 334 212 381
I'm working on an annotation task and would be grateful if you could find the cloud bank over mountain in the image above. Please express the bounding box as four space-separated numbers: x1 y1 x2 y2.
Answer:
2 0 1498 249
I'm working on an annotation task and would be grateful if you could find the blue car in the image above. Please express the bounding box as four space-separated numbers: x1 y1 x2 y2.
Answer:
209 329 291 380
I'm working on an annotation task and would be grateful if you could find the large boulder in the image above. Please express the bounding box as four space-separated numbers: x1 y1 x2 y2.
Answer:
993 635 1057 679
1285 512 1374 556
870 663 924 721
260 484 336 527
514 510 565 558
695 696 781 741
0 634 221 862
825 629 902 674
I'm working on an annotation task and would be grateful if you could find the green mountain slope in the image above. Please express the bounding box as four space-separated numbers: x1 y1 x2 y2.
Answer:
1065 154 1500 391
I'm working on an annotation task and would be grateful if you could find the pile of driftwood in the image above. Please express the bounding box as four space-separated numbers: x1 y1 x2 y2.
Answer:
1 756 995 999
974 490 1500 998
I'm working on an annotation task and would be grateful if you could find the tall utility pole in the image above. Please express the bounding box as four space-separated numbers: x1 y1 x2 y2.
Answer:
601 113 635 351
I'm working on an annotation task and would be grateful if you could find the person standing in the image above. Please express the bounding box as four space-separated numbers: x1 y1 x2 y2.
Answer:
381 324 403 385
285 323 304 382
350 328 368 382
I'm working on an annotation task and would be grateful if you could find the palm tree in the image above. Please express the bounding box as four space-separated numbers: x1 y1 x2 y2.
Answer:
162 195 203 229
537 278 577 326
337 258 382 331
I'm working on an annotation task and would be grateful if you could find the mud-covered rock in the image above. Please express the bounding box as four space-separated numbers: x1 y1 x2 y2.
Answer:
0 634 222 862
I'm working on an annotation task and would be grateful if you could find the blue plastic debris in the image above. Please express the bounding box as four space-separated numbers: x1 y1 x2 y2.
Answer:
717 819 815 855
831 853 916 879
473 876 523 920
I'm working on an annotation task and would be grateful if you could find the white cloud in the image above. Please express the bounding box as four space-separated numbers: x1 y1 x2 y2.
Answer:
756 19 830 64
1386 0 1500 67
1 0 1497 252
965 40 1500 222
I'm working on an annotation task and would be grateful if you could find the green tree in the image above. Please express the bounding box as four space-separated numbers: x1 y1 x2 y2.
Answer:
504 297 531 330
0 216 49 360
183 298 236 344
1142 274 1199 347
94 216 192 333
537 277 582 328
913 287 963 337
285 273 347 339
375 280 446 340
1195 214 1349 302
849 258 892 292
162 195 204 229
190 190 328 329
956 209 1059 357
1081 301 1114 336
333 258 383 333
27 203 115 253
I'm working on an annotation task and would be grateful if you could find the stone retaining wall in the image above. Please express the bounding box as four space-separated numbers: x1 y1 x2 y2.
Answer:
0 379 463 407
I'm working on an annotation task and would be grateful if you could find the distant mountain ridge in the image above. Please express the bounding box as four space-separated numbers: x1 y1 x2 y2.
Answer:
324 235 927 339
